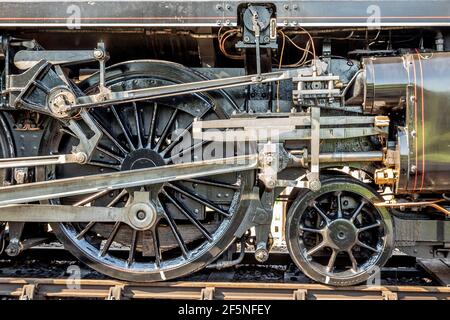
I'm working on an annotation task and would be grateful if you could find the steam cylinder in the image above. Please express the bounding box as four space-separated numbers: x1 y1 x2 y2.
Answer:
361 52 450 192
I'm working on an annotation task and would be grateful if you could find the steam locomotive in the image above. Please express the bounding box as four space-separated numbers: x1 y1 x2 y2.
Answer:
0 1 449 286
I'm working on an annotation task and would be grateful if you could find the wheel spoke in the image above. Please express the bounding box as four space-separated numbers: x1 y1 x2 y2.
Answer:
151 229 161 267
357 240 379 253
160 107 210 157
326 249 338 272
358 220 381 233
111 106 136 152
160 123 192 157
312 202 330 225
306 241 325 257
336 192 343 218
166 183 231 217
88 161 121 170
162 210 189 259
182 178 240 190
73 190 109 207
133 102 143 149
95 145 124 162
167 140 210 163
162 190 213 242
91 116 128 155
348 249 359 272
146 102 158 149
100 221 121 257
106 189 128 207
61 127 125 161
350 201 366 222
126 229 138 267
75 221 96 240
299 225 322 234
155 108 178 151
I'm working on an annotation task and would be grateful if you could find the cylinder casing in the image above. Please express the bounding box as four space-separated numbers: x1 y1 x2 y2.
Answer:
364 52 450 192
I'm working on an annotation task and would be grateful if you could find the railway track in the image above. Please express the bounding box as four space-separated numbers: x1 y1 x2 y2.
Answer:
0 248 449 300
0 278 449 300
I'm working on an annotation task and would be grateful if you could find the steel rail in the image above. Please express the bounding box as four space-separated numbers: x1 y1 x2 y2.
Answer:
0 278 449 300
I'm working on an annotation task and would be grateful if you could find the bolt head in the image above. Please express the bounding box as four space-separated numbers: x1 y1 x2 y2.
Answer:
309 180 322 192
136 210 146 220
93 49 104 59
75 152 87 164
255 249 269 262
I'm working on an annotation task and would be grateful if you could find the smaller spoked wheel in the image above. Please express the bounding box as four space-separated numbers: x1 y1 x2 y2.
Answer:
286 177 394 286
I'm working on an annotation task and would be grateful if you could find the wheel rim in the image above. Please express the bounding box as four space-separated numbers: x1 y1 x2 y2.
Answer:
0 223 5 255
287 179 393 285
41 61 253 281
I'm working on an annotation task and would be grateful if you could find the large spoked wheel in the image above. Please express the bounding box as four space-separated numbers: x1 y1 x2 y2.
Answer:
0 113 14 256
40 61 254 281
286 176 394 286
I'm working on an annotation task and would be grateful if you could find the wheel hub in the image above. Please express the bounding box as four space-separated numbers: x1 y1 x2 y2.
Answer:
127 200 157 230
121 149 165 171
327 219 357 251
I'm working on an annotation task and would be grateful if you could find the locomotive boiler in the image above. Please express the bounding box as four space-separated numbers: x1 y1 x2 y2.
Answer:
0 0 448 286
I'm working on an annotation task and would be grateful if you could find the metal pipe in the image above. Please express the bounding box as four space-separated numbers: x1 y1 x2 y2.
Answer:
375 199 450 217
317 151 383 163
206 240 245 270
290 150 384 165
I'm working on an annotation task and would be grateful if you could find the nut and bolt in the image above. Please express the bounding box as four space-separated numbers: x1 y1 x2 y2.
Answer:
265 154 274 165
309 179 322 192
75 152 88 164
254 248 269 263
93 48 105 59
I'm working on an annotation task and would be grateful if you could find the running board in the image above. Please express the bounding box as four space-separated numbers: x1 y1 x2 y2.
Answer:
0 154 258 206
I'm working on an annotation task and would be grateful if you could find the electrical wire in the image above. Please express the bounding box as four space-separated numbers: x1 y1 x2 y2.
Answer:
218 28 243 60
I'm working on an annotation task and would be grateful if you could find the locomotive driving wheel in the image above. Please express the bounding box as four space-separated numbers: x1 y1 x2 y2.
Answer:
39 61 254 281
286 176 394 286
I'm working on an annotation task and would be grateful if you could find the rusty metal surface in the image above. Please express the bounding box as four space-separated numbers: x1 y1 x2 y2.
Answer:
0 277 449 300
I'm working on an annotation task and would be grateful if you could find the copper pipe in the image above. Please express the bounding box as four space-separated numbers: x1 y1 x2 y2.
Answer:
375 199 450 217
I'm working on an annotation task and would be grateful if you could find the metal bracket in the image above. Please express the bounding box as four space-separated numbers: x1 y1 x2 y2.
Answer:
201 287 215 300
5 222 24 256
20 284 38 300
107 285 124 300
258 142 289 190
67 110 103 163
234 187 274 263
